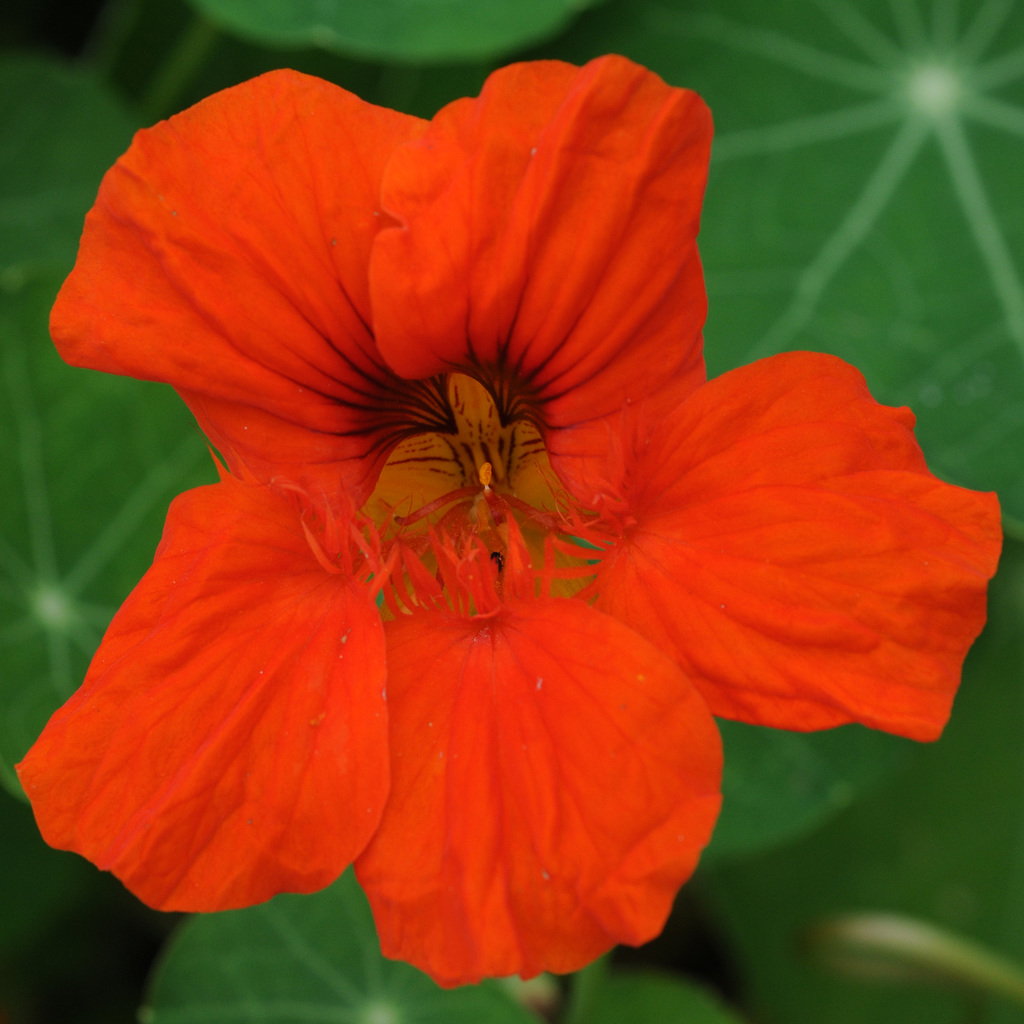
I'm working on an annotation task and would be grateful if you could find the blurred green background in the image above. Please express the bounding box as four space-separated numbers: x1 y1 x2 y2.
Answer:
2 0 1023 1021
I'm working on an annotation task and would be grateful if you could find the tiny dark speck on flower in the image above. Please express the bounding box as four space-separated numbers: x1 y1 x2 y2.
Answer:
331 238 337 245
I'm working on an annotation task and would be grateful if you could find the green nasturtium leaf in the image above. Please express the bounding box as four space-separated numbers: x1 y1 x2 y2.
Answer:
705 721 911 862
552 0 1024 523
0 54 136 282
142 870 538 1024
581 970 746 1024
186 0 603 62
0 55 211 798
0 278 212 798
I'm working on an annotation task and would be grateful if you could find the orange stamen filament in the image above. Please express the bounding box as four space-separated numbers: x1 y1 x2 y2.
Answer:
393 485 482 527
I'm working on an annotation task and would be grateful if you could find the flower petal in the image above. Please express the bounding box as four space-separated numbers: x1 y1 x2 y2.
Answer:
369 56 710 468
16 476 389 911
595 352 1002 741
356 597 722 986
51 70 427 503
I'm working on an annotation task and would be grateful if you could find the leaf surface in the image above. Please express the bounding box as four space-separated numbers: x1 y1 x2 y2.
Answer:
553 0 1024 522
143 870 539 1024
186 0 604 61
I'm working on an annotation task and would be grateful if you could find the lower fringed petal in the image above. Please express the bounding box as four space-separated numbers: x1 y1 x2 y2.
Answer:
595 352 1002 741
17 476 389 911
355 598 722 986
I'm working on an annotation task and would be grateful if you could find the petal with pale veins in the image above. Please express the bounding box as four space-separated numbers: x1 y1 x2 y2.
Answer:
356 597 722 986
595 352 1002 741
17 476 389 910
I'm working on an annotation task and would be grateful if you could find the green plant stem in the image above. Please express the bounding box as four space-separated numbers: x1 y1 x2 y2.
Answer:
139 14 219 124
807 912 1024 1007
561 955 609 1024
1002 513 1024 544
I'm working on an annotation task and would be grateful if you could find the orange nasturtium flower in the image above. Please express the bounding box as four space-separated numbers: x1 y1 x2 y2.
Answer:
17 55 1001 986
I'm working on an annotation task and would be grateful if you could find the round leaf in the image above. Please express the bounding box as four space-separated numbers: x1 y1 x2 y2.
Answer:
580 970 746 1024
0 278 212 798
143 870 539 1023
705 722 911 862
554 0 1024 521
0 56 211 798
187 0 603 62
0 54 136 281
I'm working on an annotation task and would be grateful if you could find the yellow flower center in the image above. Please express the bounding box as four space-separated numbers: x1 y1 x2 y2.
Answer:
363 374 592 612
367 373 555 529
